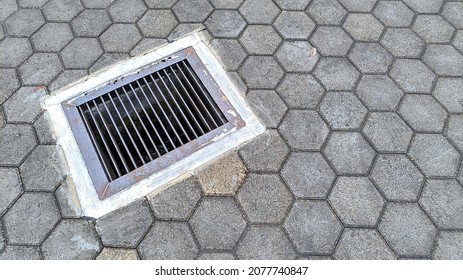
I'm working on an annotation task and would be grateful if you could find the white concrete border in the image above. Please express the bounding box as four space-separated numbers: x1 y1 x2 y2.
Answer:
45 33 265 218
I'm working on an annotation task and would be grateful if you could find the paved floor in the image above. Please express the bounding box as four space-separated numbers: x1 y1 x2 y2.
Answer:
1 0 463 260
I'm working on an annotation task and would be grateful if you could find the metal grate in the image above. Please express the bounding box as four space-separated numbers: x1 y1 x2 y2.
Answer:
62 48 245 199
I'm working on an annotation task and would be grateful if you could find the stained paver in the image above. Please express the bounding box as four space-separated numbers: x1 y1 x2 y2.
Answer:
389 59 435 94
205 10 246 38
343 13 383 42
55 177 82 218
0 124 37 166
239 0 279 24
108 0 146 23
4 9 44 37
319 91 367 131
374 1 414 27
423 45 463 77
356 75 403 111
434 78 463 114
3 87 47 123
413 15 454 44
237 226 296 259
433 232 463 260
446 115 463 152
313 58 360 91
32 23 73 52
381 29 425 58
398 95 447 133
0 168 22 215
306 0 347 25
276 74 324 109
239 25 281 55
246 90 287 128
273 11 315 40
348 43 393 74
334 229 395 260
42 0 83 22
172 0 213 23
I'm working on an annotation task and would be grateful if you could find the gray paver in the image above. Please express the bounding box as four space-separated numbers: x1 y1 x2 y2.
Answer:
205 10 246 38
371 154 424 202
137 10 178 38
323 132 376 175
0 221 4 252
239 25 281 55
433 232 463 260
402 0 443 13
423 45 463 77
0 246 41 260
348 43 392 74
71 10 111 37
363 112 413 153
408 134 460 178
0 38 32 68
0 168 22 215
334 229 395 260
210 39 246 71
398 95 447 133
273 11 315 40
4 9 44 37
379 203 437 257
237 226 296 259
274 0 310 10
310 26 352 57
338 0 377 12
356 75 403 111
148 177 202 220
313 58 360 91
190 197 246 250
19 53 62 86
0 27 3 40
381 28 425 58
172 0 213 23
281 152 336 198
32 23 73 52
97 248 139 260
42 219 101 260
0 69 19 104
108 0 147 23
0 0 17 21
276 74 324 109
61 38 103 69
284 200 342 254
247 90 287 128
343 13 383 42
42 0 84 22
420 179 463 230
197 253 235 260
209 0 243 9
3 87 47 123
446 115 463 152
138 222 198 260
96 199 153 247
55 177 82 218
100 24 141 53
442 2 463 29
279 110 329 150
276 41 319 72
374 1 414 27
89 53 129 73
0 108 4 128
329 177 384 227
168 23 205 42
130 38 167 57
237 174 292 224
434 78 463 114
4 192 60 245
238 129 290 172
49 70 88 93
306 0 347 25
239 56 284 89
239 0 280 24
0 124 37 165
81 0 115 8
413 15 455 44
454 31 463 53
319 91 367 130
389 59 435 94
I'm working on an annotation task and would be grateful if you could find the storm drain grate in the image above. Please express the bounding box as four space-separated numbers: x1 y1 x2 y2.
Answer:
62 47 245 200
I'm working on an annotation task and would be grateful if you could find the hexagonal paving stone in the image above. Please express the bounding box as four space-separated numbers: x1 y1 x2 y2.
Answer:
100 24 141 53
210 39 246 71
279 110 329 150
237 226 296 259
348 43 393 74
413 15 454 44
454 30 463 53
402 0 443 13
49 70 88 93
284 200 342 254
381 29 425 58
356 75 403 111
334 229 395 260
19 53 62 86
0 220 4 251
0 168 22 215
314 58 359 91
71 10 111 37
0 0 17 21
81 0 115 8
148 177 202 220
0 246 41 260
55 177 82 218
197 252 235 260
276 41 319 72
281 152 336 198
423 45 463 77
420 180 463 230
205 10 246 38
363 112 413 153
398 95 447 133
209 0 243 9
319 91 367 130
4 192 60 245
0 69 19 104
273 0 310 10
42 219 101 260
167 23 205 42
239 56 284 89
379 203 437 257
239 0 280 24
130 38 168 57
323 132 376 175
433 232 463 260
371 154 424 202
190 197 246 250
97 248 139 260
306 0 347 25
338 0 377 12
0 38 32 68
61 38 103 69
43 0 83 22
96 199 153 247
238 129 289 172
389 59 435 94
137 10 178 38
4 87 47 123
32 23 73 52
237 174 292 224
246 90 287 128
276 74 324 109
0 124 36 165
343 13 383 42
434 78 463 114
172 0 213 23
374 1 414 27
108 0 146 23
4 9 44 37
442 2 463 29
239 25 281 55
446 115 463 152
273 11 314 40
90 53 129 74
408 134 460 177
138 222 198 259
310 26 353 57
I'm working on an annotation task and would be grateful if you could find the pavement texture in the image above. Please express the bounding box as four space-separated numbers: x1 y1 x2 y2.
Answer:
1 0 463 260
